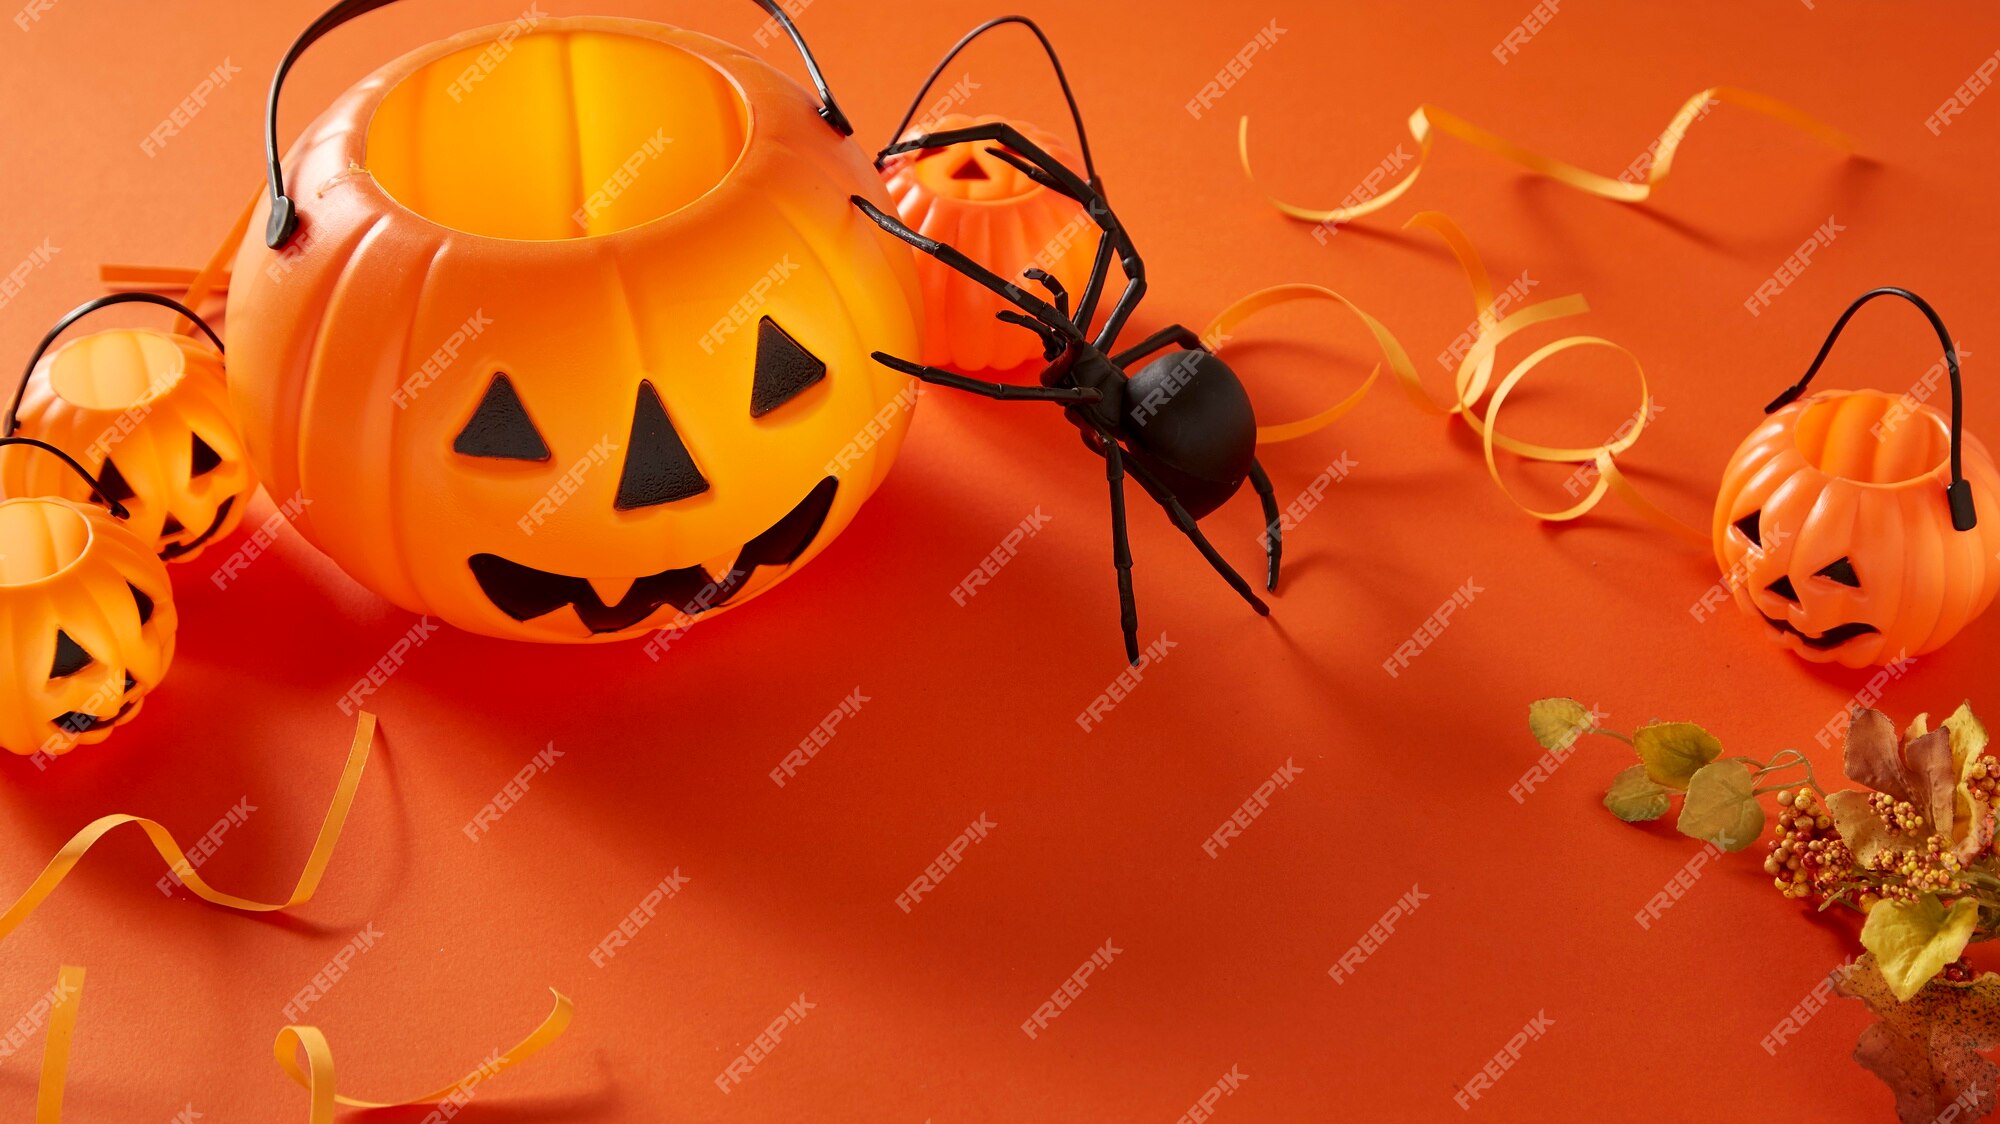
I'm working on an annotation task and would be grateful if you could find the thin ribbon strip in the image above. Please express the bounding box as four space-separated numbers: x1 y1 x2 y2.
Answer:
1239 86 1854 225
1205 212 1706 543
29 965 570 1123
275 990 575 1123
36 966 83 1124
0 713 376 941
99 187 258 334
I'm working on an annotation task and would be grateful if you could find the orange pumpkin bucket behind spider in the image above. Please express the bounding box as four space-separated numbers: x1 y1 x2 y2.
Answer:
225 0 921 644
1714 288 2000 668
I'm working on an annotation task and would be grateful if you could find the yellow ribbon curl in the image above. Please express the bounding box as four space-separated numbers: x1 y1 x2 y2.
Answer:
7 713 574 1118
0 713 378 938
1208 212 1706 543
30 964 571 1123
1239 86 1854 226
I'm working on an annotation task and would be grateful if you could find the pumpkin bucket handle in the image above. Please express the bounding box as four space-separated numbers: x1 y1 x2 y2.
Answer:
0 437 132 520
5 292 225 438
875 15 1099 188
262 0 855 249
1764 286 1977 533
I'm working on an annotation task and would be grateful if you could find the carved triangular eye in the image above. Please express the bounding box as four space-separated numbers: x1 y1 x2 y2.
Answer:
951 159 990 181
190 432 223 476
92 457 136 504
50 630 92 678
1816 557 1861 588
1732 511 1762 548
616 381 709 509
130 582 155 627
751 318 826 418
454 373 551 461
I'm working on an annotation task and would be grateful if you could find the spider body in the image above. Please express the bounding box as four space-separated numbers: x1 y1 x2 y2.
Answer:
1108 348 1259 519
856 17 1284 662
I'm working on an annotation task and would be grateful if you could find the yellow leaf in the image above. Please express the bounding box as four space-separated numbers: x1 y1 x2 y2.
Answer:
1528 698 1597 751
1635 722 1722 788
1862 896 1980 1001
1945 703 1990 780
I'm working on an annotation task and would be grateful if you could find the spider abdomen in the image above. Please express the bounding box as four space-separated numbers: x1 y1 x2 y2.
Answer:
1121 350 1257 518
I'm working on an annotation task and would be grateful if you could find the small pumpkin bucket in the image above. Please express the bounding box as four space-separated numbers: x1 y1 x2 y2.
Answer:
2 293 254 563
226 0 922 644
1714 288 2000 667
0 437 176 757
875 17 1101 373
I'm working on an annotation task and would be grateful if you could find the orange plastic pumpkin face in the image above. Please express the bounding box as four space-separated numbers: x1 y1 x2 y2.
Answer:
227 17 921 644
0 497 175 756
882 113 1097 372
1714 390 2000 667
3 328 254 562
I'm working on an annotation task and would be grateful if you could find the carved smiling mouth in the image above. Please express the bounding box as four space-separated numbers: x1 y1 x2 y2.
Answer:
53 674 141 735
468 477 839 635
1758 609 1880 651
158 496 236 561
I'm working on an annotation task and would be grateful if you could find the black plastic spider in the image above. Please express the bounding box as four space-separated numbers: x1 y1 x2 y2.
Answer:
855 16 1281 664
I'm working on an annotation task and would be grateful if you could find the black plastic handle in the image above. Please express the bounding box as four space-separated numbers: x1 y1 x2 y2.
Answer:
877 15 1098 189
6 293 224 439
0 437 131 520
264 0 854 249
1765 286 1976 532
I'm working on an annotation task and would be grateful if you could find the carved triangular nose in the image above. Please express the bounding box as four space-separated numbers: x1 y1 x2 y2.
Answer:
616 381 710 509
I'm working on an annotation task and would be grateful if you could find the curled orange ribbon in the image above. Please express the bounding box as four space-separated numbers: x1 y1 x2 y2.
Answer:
0 712 376 940
1208 212 1705 543
1239 86 1854 226
30 964 571 1123
275 989 574 1123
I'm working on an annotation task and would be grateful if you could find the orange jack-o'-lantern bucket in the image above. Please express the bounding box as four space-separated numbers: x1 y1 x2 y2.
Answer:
226 0 921 644
1714 288 2000 667
0 437 176 758
3 294 255 564
875 17 1101 373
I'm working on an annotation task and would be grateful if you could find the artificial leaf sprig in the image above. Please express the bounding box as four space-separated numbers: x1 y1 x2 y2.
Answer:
1535 698 2000 1123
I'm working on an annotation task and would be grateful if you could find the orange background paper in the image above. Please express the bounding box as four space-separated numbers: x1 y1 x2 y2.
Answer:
3 0 1999 1120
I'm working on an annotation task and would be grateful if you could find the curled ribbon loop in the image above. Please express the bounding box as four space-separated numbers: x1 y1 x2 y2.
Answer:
29 965 570 1122
1205 212 1706 543
275 989 575 1124
1239 86 1854 226
0 712 377 941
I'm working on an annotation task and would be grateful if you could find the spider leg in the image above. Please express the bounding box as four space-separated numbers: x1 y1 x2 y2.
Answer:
870 351 1101 404
996 311 1064 361
1023 268 1071 320
973 143 1131 339
1111 324 1208 369
1248 458 1282 592
886 125 1144 349
1115 448 1270 617
1100 436 1141 664
851 196 1081 342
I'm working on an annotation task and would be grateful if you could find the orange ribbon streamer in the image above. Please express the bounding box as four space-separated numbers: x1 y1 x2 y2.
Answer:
1208 212 1706 543
0 712 375 940
28 964 570 1122
1239 86 1854 226
35 966 83 1124
275 990 575 1123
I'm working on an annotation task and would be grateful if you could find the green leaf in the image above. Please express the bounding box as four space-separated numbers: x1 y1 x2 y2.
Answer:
1675 760 1763 850
1835 955 2000 1124
1863 897 1981 1002
1529 698 1597 751
1636 722 1723 789
1604 765 1672 822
